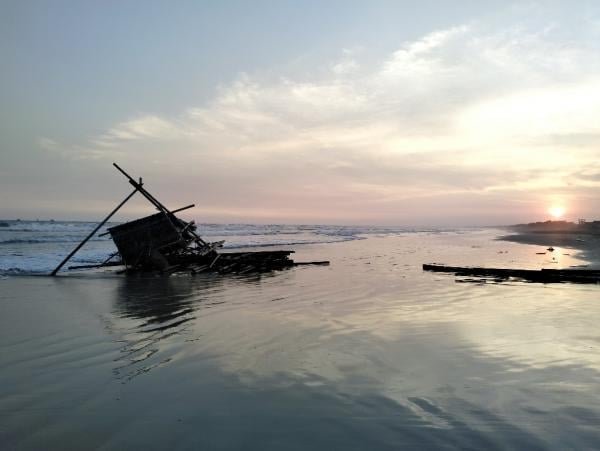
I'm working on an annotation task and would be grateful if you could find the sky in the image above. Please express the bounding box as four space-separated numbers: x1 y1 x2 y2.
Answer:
1 0 600 226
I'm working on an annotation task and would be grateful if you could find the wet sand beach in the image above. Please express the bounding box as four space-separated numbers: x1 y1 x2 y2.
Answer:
2 230 600 450
499 229 600 269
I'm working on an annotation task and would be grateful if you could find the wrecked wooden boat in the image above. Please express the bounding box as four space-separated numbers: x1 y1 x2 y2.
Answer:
51 163 329 276
423 263 600 284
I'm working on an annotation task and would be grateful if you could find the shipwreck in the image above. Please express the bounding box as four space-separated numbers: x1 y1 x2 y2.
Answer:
51 164 329 276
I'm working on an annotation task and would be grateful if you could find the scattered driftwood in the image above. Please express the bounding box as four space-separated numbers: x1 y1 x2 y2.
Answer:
423 264 600 284
51 163 329 276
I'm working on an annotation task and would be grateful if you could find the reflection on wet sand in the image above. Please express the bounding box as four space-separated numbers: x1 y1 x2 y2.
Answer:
110 271 284 381
2 231 600 449
110 275 204 380
90 319 600 450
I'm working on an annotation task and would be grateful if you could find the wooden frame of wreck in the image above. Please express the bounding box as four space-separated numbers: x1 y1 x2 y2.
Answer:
51 163 328 276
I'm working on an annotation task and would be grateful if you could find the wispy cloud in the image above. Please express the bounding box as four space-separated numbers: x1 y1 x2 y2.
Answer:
40 21 600 224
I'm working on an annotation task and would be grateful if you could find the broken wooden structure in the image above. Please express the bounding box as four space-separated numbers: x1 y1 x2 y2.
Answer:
51 163 329 276
423 263 600 284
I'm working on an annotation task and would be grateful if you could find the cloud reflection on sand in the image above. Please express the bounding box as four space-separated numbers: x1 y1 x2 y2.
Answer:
2 231 600 449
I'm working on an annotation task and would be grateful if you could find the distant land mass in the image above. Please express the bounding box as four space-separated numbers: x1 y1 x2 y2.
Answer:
510 220 600 234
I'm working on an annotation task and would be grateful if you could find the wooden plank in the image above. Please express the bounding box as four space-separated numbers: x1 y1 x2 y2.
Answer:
423 264 600 284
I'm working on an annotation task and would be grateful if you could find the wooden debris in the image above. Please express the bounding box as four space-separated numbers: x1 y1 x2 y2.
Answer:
423 263 600 284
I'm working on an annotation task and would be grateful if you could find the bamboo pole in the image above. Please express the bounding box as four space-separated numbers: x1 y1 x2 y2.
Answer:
50 188 138 276
171 204 195 214
112 163 207 246
113 163 169 213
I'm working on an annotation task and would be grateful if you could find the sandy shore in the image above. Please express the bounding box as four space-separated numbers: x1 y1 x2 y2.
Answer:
2 230 600 450
498 229 600 268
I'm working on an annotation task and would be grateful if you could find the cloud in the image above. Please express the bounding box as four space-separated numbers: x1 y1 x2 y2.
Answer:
40 21 600 224
94 116 180 145
37 137 62 153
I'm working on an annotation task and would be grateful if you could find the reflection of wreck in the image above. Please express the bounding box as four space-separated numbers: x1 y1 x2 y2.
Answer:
51 164 328 276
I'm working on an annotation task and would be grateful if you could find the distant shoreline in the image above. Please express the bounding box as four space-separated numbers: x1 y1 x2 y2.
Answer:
498 230 600 268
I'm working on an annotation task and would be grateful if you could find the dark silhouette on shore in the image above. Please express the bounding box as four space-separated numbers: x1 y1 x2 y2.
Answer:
510 220 600 234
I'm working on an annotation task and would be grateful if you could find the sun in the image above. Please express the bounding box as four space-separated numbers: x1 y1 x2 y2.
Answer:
549 206 565 219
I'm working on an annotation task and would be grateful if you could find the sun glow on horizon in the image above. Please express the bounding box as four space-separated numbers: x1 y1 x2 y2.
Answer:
549 206 566 219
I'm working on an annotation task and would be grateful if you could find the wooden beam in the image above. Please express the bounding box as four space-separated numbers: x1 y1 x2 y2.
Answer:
113 163 207 246
423 263 600 284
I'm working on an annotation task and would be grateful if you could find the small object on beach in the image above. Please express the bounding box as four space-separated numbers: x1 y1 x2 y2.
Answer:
547 247 555 252
536 252 546 255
